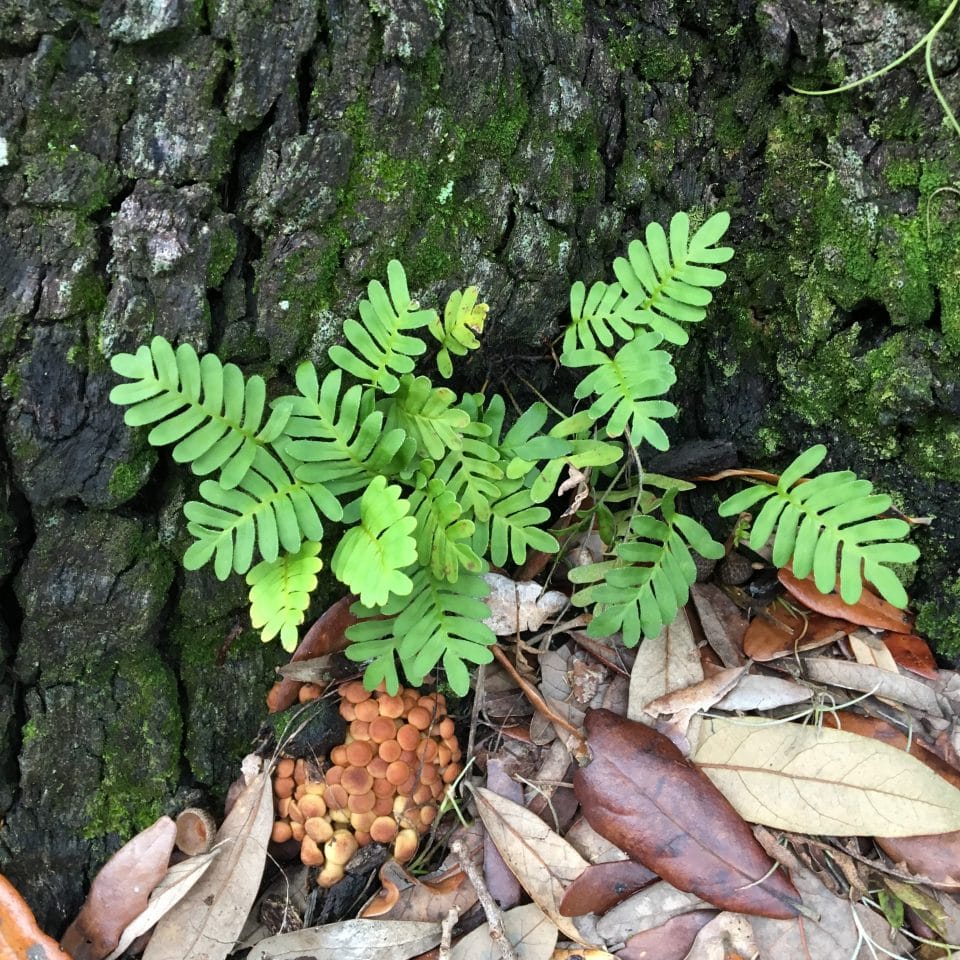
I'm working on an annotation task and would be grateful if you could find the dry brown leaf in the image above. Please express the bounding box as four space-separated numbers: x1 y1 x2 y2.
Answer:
595 881 707 943
104 849 220 960
741 606 848 661
482 573 568 635
848 629 899 672
778 567 914 633
616 909 716 960
142 755 273 960
482 757 523 910
0 874 73 960
883 632 939 679
643 665 749 719
683 911 757 960
689 584 748 667
451 904 558 960
62 815 176 960
713 674 812 712
471 787 589 943
250 919 441 960
694 717 960 836
802 656 944 716
559 861 656 917
627 613 702 725
359 861 477 922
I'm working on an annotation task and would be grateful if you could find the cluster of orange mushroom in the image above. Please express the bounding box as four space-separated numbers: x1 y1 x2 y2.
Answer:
271 683 463 886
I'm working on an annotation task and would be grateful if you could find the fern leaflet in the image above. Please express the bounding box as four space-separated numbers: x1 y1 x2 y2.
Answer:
328 260 435 393
717 444 919 607
247 541 323 651
408 477 485 583
430 286 488 378
345 568 495 695
330 475 418 607
562 331 678 449
381 374 471 460
110 336 292 490
473 479 560 566
569 497 724 646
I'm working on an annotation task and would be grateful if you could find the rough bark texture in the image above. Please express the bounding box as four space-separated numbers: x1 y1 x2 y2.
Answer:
0 0 958 933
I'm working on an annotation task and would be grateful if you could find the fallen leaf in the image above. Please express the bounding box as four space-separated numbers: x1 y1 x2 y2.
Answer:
482 758 524 909
595 881 707 943
741 607 847 661
250 919 441 960
683 911 757 960
642 666 749 718
690 584 747 667
627 613 702 724
617 909 716 960
62 815 177 960
883 632 938 679
564 818 629 865
778 567 913 633
876 833 960 889
0 874 73 960
882 877 950 936
358 861 477 922
267 595 357 712
694 717 960 836
574 709 801 919
751 861 908 958
471 787 588 943
142 755 274 960
450 903 557 960
559 861 657 917
802 656 943 716
713 675 812 712
848 629 899 672
104 849 220 960
482 574 568 635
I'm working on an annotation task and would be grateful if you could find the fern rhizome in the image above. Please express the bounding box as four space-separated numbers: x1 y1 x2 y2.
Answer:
109 211 920 695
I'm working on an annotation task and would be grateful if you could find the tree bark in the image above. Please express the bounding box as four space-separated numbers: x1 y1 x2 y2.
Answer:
0 0 957 931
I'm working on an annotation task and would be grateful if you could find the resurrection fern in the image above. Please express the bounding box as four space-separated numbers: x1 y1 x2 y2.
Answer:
109 209 922 695
718 445 920 607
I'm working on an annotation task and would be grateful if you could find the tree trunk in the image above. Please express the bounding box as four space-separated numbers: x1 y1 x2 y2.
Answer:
0 0 957 931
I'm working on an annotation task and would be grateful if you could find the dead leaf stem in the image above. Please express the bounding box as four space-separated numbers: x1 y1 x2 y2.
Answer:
450 838 519 960
437 905 460 960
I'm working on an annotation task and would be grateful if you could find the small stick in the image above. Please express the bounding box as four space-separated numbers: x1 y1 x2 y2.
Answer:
437 905 461 960
451 838 518 960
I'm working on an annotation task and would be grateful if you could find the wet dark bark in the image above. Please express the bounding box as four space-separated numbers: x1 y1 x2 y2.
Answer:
0 0 958 931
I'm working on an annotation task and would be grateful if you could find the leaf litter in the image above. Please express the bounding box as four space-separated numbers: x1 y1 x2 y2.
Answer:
46 550 960 960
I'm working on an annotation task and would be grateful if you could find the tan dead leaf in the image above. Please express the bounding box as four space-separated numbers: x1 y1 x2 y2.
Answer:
741 606 847 661
62 815 176 960
713 675 812 712
249 919 441 960
690 584 747 667
694 717 960 836
848 629 899 672
643 665 749 718
802 656 943 716
883 632 938 679
142 754 274 960
104 849 220 960
451 904 558 960
483 573 568 635
471 787 589 943
595 881 707 943
683 912 757 960
628 613 702 724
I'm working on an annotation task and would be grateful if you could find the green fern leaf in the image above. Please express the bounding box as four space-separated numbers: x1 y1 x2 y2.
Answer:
183 444 341 580
328 260 435 393
330 475 418 607
473 479 559 566
569 508 722 646
562 331 678 448
285 365 414 498
431 439 504 524
409 477 485 582
110 336 291 490
562 279 648 354
381 374 471 460
246 541 323 651
345 568 495 695
717 445 919 607
430 286 488 378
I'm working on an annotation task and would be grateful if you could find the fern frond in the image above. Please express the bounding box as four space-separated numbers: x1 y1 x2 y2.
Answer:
328 260 435 393
330 475 418 607
717 444 919 607
182 445 341 580
285 365 414 498
562 331 678 449
430 286 488 378
569 501 723 646
408 478 485 583
473 479 560 567
246 541 323 651
110 336 292 490
381 374 471 460
345 568 495 695
563 211 733 351
431 439 504 523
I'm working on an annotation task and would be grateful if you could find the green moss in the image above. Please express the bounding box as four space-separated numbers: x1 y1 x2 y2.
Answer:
107 451 157 505
206 227 238 287
884 157 920 189
917 576 960 657
904 417 960 482
550 0 585 32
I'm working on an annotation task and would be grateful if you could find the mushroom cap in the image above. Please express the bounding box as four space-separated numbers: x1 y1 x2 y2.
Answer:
396 724 420 752
355 698 380 722
368 717 397 743
305 816 334 844
406 706 433 731
345 740 374 767
271 820 293 844
386 760 411 786
275 757 295 779
369 816 398 843
341 766 374 795
341 680 371 704
325 828 359 866
316 863 345 888
273 776 294 799
393 828 419 863
300 835 325 867
300 794 327 820
378 739 402 763
377 694 405 719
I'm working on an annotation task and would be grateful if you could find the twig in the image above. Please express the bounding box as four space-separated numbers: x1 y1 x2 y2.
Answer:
437 905 461 960
451 838 519 960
